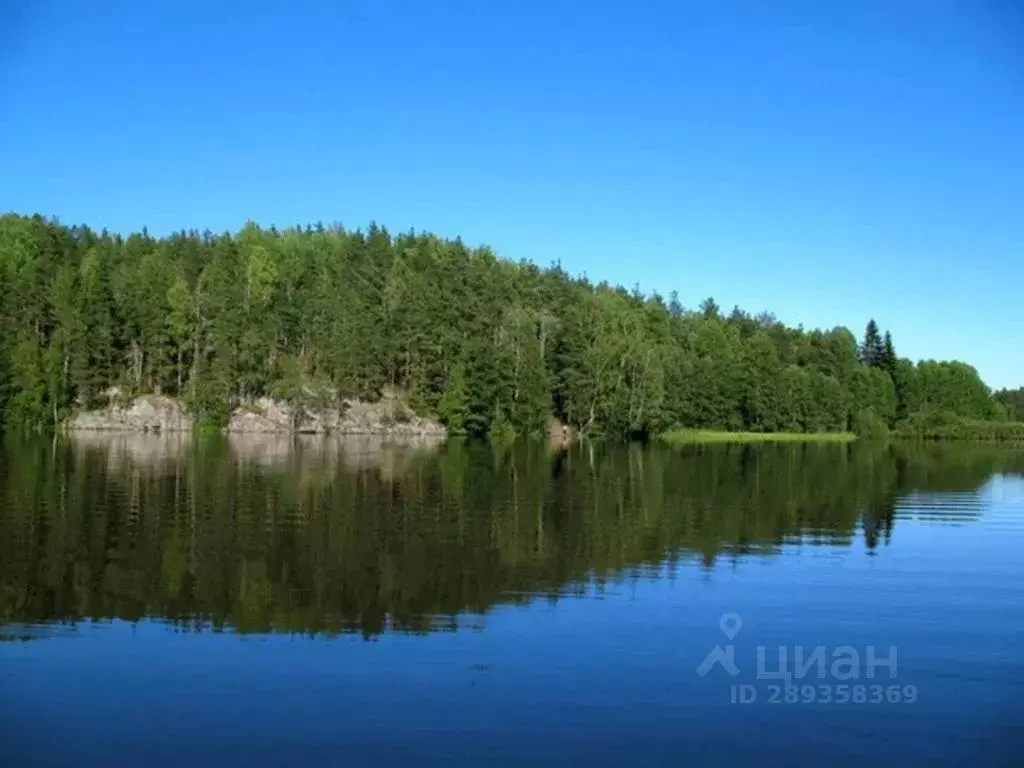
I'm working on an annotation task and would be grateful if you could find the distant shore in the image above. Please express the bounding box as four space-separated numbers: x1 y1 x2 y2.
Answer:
660 430 857 444
659 429 1024 445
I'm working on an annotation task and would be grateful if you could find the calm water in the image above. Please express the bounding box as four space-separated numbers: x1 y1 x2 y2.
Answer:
1 435 1023 766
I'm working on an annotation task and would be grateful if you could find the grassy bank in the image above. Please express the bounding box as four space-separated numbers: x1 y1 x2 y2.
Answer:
660 429 857 444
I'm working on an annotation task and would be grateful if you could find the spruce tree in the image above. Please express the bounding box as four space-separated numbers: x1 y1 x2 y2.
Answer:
880 331 897 377
860 319 884 367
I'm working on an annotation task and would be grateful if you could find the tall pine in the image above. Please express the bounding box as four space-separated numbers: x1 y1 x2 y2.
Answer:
860 319 885 368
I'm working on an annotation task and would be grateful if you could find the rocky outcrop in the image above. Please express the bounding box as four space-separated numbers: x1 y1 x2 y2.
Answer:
67 395 193 432
67 393 446 438
226 394 446 437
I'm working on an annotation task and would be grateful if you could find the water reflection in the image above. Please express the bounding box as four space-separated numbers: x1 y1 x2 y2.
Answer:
1 436 1021 639
64 431 445 475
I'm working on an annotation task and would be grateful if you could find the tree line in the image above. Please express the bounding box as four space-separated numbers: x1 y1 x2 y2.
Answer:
0 213 1016 438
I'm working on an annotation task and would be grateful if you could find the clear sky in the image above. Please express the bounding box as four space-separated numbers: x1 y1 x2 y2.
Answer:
2 0 1022 388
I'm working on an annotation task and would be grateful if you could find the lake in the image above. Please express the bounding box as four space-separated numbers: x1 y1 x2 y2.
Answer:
1 435 1022 766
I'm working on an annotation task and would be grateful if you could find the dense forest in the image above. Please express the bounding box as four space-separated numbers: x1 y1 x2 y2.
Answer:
0 213 1018 439
995 387 1024 423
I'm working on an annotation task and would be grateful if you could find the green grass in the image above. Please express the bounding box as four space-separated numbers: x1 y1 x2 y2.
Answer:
660 429 857 444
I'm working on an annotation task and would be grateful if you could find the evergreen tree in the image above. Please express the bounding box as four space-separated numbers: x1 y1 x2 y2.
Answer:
880 331 897 377
699 296 720 320
860 319 885 368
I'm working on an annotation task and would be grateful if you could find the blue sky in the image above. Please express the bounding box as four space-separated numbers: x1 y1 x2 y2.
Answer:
2 0 1022 388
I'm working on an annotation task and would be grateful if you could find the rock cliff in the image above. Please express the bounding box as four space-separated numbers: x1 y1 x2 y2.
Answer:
226 394 445 436
67 395 193 432
67 393 446 437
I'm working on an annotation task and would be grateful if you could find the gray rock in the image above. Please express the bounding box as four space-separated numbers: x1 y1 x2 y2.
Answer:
67 395 193 432
68 394 446 438
226 395 446 437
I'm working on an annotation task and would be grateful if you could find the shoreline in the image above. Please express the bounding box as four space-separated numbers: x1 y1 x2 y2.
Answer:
659 429 1024 445
659 430 857 444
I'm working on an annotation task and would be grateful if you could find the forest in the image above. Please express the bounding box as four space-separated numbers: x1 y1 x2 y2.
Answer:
0 213 1019 439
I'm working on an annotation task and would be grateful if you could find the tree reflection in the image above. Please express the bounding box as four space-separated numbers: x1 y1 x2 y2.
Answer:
0 435 1020 638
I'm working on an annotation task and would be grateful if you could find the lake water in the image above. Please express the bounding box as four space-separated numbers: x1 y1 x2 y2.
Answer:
1 435 1022 766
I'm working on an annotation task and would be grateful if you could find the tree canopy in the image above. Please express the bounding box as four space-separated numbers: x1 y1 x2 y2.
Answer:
0 213 1014 437
994 388 1024 422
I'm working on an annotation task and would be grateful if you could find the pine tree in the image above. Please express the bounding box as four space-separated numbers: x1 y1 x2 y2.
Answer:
860 319 884 367
668 290 683 319
699 296 720 320
880 331 897 377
